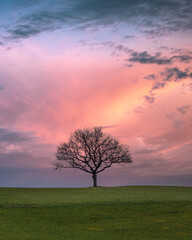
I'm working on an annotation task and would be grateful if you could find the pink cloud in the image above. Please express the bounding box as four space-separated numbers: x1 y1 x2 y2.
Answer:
0 41 191 187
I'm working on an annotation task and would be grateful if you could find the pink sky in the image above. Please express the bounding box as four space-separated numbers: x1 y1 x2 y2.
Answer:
0 0 192 187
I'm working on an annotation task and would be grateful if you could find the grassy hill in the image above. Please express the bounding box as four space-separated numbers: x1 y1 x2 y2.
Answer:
0 186 192 239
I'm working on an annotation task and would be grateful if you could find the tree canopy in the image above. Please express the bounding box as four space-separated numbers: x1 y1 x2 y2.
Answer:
55 127 132 187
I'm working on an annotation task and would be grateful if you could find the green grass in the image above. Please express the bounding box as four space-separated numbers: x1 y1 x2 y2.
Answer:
0 186 192 239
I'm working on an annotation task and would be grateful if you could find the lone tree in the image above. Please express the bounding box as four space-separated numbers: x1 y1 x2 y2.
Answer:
55 127 132 187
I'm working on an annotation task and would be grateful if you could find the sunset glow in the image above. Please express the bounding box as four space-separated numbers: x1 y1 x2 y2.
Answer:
0 0 192 187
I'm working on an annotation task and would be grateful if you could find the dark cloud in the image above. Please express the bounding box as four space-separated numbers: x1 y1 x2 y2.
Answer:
80 41 192 68
152 82 166 90
172 54 192 63
12 0 45 8
145 67 192 92
170 48 192 55
144 74 155 80
0 127 37 143
161 67 191 82
124 35 134 39
167 49 192 63
2 0 192 41
176 105 190 115
114 44 132 54
8 25 44 39
144 67 192 101
128 51 192 65
143 94 155 104
129 51 172 65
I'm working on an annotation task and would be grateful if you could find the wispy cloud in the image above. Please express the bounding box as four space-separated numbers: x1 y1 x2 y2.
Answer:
176 105 190 115
133 107 143 113
166 113 185 128
0 0 192 187
81 40 192 68
101 124 118 129
143 67 192 104
1 0 192 42
0 127 36 143
0 127 54 169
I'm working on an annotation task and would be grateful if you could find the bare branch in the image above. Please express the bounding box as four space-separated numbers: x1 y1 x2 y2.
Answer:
55 126 132 187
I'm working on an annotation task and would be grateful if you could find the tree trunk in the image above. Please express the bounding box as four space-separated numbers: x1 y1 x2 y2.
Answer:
92 173 97 187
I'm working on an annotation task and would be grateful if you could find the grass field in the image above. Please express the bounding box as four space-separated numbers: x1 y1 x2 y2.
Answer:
0 186 192 239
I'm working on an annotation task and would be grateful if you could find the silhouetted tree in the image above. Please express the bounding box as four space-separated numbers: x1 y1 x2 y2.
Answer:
55 127 132 187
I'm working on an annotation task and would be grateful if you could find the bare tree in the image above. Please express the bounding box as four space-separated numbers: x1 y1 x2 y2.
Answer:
55 127 132 187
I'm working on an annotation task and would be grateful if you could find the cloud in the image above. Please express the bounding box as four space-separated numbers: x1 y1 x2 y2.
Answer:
144 74 155 80
124 35 134 39
143 94 155 104
133 107 143 113
114 44 133 54
128 132 192 179
0 127 36 143
79 41 192 68
166 113 185 128
80 41 133 56
0 127 55 169
142 66 192 104
8 25 44 40
101 124 118 129
170 48 192 55
161 67 190 81
145 67 192 92
128 51 192 65
172 54 192 63
2 0 192 41
129 51 172 65
81 41 192 69
151 82 166 90
131 136 167 157
176 105 190 115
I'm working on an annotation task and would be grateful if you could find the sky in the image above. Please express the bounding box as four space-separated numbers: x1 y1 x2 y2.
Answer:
0 0 192 187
